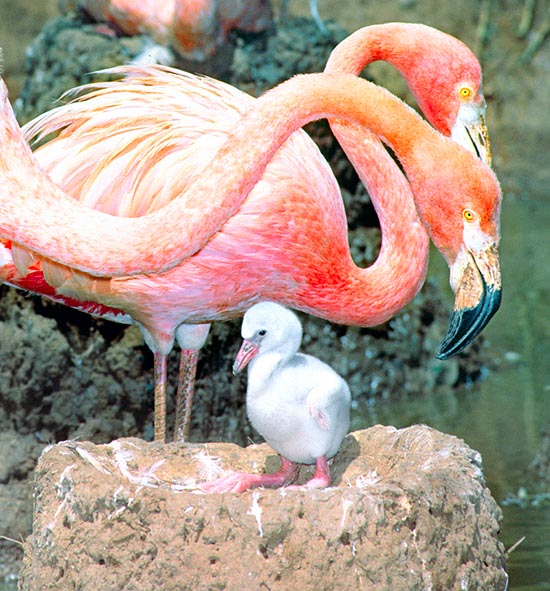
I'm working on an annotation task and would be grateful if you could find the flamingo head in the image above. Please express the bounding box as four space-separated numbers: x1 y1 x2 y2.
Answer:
232 302 302 374
325 23 491 163
410 141 502 358
391 24 491 164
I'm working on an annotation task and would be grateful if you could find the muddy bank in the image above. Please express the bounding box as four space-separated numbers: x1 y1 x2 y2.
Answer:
20 427 507 591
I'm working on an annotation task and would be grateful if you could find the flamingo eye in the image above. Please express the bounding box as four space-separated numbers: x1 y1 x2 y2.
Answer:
258 329 267 336
459 86 473 99
463 209 476 222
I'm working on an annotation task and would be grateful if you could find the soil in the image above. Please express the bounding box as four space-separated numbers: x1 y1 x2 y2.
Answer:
20 427 507 591
0 0 548 585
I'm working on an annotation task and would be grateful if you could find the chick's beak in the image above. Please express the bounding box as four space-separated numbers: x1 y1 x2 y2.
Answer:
437 243 501 359
233 339 259 375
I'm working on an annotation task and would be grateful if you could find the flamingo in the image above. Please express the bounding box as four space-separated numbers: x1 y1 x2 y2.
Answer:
0 27 501 443
199 301 351 493
66 0 272 61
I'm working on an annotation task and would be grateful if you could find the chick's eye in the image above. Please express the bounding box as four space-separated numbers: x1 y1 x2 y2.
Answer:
258 329 267 337
463 209 476 222
459 86 472 99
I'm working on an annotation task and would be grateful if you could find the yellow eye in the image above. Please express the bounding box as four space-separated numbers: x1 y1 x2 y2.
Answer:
463 209 476 222
459 86 472 99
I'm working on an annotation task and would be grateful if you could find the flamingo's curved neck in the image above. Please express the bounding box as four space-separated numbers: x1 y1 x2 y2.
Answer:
0 73 476 282
289 225 429 327
277 123 429 327
325 22 409 77
325 23 482 136
307 24 435 325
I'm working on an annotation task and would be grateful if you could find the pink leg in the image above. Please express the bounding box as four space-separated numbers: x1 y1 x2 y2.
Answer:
198 456 300 494
173 349 199 442
153 352 168 443
286 456 331 490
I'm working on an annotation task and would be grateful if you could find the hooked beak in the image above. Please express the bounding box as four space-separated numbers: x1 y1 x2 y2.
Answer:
437 243 501 359
451 104 492 166
232 339 259 375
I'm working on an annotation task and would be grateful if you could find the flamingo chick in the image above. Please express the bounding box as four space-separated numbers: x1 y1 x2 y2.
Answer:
199 302 351 493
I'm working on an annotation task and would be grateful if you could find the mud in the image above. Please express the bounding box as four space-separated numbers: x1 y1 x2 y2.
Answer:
20 426 507 591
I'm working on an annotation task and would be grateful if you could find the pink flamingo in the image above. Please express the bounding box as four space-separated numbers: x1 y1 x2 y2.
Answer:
0 26 500 443
323 22 493 357
66 0 272 61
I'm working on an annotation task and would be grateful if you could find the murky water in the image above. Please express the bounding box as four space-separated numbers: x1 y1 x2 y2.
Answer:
354 195 550 589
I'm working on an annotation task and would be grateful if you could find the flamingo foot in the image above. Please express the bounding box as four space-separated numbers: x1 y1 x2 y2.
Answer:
198 456 300 493
285 456 331 490
198 472 270 494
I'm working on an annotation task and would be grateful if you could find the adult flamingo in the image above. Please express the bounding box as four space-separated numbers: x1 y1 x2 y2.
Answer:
43 23 489 442
324 22 493 357
0 67 501 443
65 0 272 61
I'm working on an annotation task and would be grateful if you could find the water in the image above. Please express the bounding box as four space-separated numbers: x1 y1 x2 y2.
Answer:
504 507 550 591
355 194 550 589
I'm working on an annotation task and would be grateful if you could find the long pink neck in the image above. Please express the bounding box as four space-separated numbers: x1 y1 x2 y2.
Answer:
325 23 480 134
286 143 429 326
307 23 484 324
0 74 483 285
310 24 450 324
325 23 417 76
316 25 436 324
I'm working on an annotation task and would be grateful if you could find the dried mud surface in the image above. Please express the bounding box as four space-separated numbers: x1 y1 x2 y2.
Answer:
20 426 507 591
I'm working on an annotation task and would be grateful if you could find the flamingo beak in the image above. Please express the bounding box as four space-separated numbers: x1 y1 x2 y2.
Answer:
232 339 259 375
464 117 491 166
437 243 501 359
451 103 491 166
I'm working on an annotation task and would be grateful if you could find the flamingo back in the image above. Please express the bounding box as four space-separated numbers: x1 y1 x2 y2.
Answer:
24 67 252 217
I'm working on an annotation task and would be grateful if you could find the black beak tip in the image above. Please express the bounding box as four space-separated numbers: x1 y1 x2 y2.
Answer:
436 286 502 360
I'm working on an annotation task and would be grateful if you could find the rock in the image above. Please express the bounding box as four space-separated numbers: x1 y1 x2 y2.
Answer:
20 426 508 591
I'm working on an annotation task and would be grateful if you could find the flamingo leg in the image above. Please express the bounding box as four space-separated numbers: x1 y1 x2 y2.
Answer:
283 455 332 490
173 349 200 442
198 456 301 494
301 455 331 488
153 352 168 443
